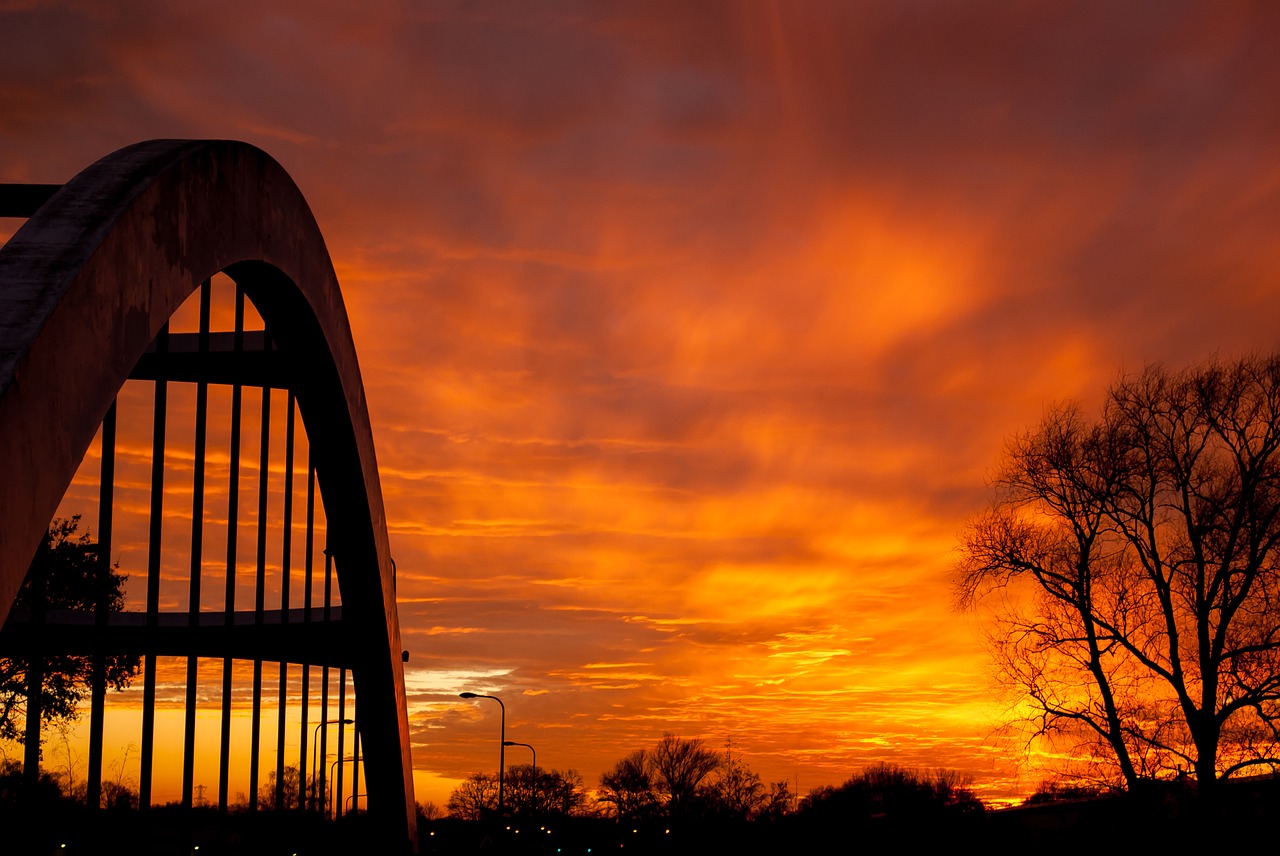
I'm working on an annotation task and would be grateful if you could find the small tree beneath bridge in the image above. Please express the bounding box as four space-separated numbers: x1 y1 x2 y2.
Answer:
0 517 140 784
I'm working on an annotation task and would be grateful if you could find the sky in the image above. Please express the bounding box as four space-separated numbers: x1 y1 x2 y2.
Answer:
5 0 1280 809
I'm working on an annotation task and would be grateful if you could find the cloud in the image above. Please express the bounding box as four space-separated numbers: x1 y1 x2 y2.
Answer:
10 0 1280 807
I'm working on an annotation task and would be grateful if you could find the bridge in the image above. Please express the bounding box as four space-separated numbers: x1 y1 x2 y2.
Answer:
0 141 417 848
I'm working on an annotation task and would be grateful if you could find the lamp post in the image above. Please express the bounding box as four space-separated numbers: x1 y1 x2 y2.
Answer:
460 691 505 814
311 718 353 811
329 755 359 818
504 741 536 813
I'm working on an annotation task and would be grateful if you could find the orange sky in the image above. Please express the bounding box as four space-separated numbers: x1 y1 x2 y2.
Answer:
6 0 1280 808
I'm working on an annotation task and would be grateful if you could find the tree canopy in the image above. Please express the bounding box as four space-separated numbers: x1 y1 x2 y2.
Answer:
797 763 982 821
0 516 140 744
597 735 791 822
597 748 656 821
445 765 587 820
647 734 721 817
957 355 1280 797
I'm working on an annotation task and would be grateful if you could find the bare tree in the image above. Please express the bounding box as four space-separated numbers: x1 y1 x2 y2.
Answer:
101 743 138 810
710 741 767 819
958 355 1280 801
256 765 307 811
598 736 723 820
502 764 587 817
50 720 83 801
446 772 499 819
647 734 721 818
759 780 795 818
598 749 657 820
445 766 585 819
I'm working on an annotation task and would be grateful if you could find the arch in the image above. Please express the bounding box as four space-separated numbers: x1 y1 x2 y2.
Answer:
0 140 415 845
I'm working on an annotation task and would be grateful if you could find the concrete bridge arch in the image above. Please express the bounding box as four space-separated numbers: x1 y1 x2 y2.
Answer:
0 140 416 847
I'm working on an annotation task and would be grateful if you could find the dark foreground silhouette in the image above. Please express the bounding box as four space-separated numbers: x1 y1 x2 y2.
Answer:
6 771 1280 854
424 776 1279 855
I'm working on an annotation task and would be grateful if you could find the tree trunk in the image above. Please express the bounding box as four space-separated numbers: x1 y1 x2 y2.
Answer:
1192 726 1219 816
23 656 42 789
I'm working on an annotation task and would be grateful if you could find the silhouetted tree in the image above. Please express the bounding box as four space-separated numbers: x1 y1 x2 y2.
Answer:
709 742 767 819
257 765 309 811
1025 780 1104 804
99 778 138 811
446 771 499 819
798 763 982 821
503 764 588 817
598 749 657 821
599 735 722 821
101 743 138 810
0 517 140 782
958 355 1280 800
0 757 60 804
759 779 794 818
648 734 721 818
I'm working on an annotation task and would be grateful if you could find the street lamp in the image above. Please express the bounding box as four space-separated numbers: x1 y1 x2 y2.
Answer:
329 755 359 818
460 691 505 814
504 741 536 813
311 718 353 811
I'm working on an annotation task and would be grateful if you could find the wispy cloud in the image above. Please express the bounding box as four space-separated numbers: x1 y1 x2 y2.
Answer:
7 0 1280 807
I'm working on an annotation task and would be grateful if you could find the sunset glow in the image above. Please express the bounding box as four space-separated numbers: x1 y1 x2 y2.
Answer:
5 1 1280 810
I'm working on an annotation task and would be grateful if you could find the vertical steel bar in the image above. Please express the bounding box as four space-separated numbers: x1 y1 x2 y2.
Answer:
249 335 271 812
255 386 271 619
352 719 361 815
336 670 347 819
298 455 316 810
250 657 263 811
219 284 245 810
305 457 316 622
319 547 332 811
275 394 295 809
86 399 116 810
323 546 333 624
281 394 295 618
183 279 211 808
298 661 308 811
139 322 169 810
274 661 288 810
